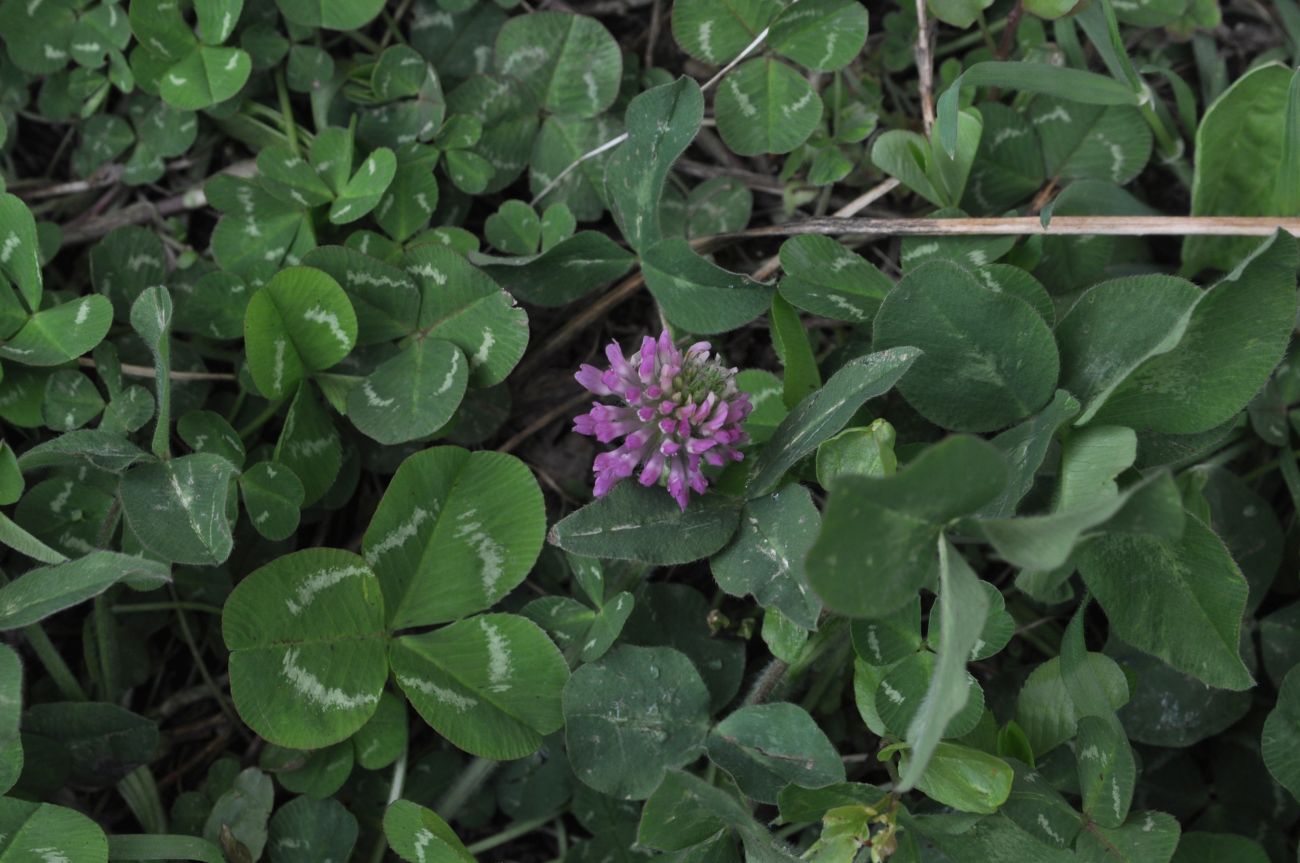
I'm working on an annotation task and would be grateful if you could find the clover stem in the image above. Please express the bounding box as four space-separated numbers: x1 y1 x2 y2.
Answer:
436 756 499 822
465 814 556 855
276 70 301 158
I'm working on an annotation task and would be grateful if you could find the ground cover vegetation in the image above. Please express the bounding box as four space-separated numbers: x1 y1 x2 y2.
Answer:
0 0 1299 860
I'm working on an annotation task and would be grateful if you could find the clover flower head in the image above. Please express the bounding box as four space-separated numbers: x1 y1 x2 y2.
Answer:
574 331 752 511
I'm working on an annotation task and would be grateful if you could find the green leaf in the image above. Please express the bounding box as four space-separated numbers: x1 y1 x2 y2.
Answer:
90 226 167 320
640 238 774 334
0 646 19 750
528 115 615 219
777 236 891 324
0 444 19 507
927 0 993 27
17 429 149 474
375 164 439 243
405 245 528 387
222 548 387 748
707 703 845 804
0 194 42 309
1014 654 1129 757
391 613 568 759
563 645 711 800
897 539 990 791
239 461 304 542
904 742 1013 814
710 484 822 629
267 797 358 863
363 446 545 629
24 701 159 787
978 390 1080 518
815 420 898 487
274 0 385 29
274 382 341 506
0 295 113 366
1030 98 1153 185
548 482 741 564
195 0 242 45
106 835 225 863
1078 514 1253 690
1055 275 1202 426
42 370 105 432
485 200 541 255
639 770 799 862
1092 231 1298 434
963 104 1044 213
714 59 823 156
769 0 869 71
129 286 174 459
159 46 252 110
347 338 468 445
0 0 76 74
1184 63 1298 274
977 471 1185 572
298 246 419 345
203 768 273 862
871 110 982 208
914 811 1075 861
605 76 703 252
120 453 239 566
178 410 245 467
1076 715 1136 828
1170 833 1270 863
806 436 1007 617
684 177 752 238
351 691 407 771
747 347 920 497
494 11 621 117
770 294 821 407
382 800 473 863
172 270 249 341
482 232 635 308
1263 664 1300 802
258 146 334 209
0 799 107 863
1075 811 1180 863
850 598 922 666
244 266 358 399
0 551 169 630
935 62 1138 158
873 259 1059 432
261 742 352 798
670 0 781 64
329 148 397 225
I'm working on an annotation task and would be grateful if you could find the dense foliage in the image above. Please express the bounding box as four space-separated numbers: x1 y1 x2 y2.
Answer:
0 0 1298 861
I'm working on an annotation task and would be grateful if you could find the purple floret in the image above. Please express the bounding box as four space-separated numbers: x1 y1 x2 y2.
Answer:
573 331 752 510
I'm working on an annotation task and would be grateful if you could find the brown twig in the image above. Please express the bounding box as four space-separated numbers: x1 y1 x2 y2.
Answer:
997 0 1025 59
76 356 237 382
914 0 936 136
57 159 257 247
498 389 593 454
750 178 901 281
733 214 1300 239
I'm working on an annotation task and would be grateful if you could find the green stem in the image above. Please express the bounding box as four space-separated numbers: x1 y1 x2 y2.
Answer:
25 623 88 701
435 757 498 822
170 587 248 741
0 571 86 701
237 398 286 442
368 751 409 863
276 70 301 158
113 601 224 616
464 815 555 855
935 18 1008 58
